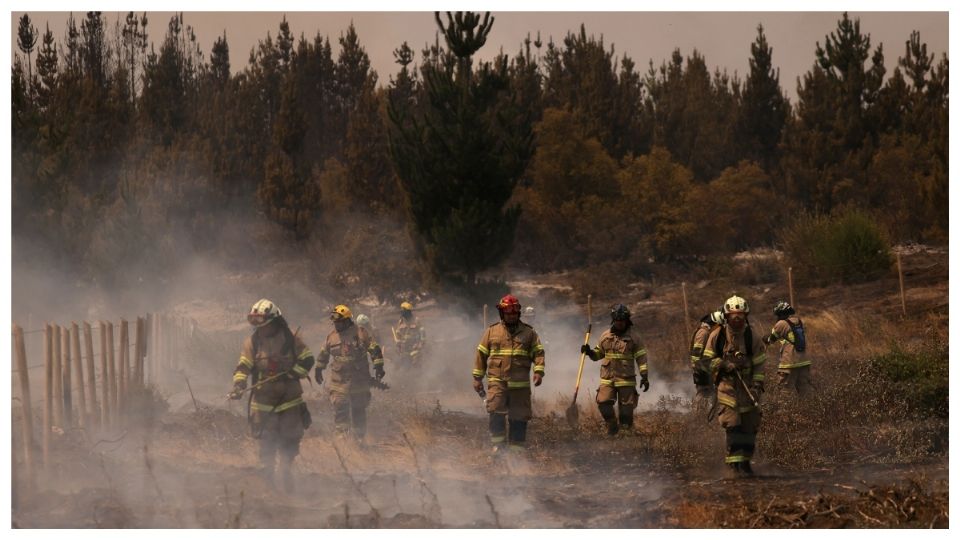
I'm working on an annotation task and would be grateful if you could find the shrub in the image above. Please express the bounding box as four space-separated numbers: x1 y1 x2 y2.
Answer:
779 208 892 285
869 341 948 419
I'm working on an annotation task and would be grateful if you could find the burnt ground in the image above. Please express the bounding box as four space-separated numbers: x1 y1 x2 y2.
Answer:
11 247 948 528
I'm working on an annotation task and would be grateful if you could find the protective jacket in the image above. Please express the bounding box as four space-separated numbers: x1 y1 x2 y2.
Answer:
234 329 314 416
473 321 545 387
317 323 383 395
590 326 647 388
769 317 809 370
395 316 426 358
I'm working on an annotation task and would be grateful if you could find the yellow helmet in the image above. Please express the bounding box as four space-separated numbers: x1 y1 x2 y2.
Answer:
248 298 281 327
400 301 413 311
331 304 353 321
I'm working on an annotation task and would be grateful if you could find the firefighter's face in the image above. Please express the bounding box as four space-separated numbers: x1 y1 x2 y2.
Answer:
502 309 520 325
333 316 351 332
257 320 280 337
612 319 628 332
726 311 746 331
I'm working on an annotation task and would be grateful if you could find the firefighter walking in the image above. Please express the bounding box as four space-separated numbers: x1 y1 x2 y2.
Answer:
690 310 724 408
472 295 545 451
393 301 426 366
230 299 315 492
581 304 649 436
703 295 766 476
763 301 813 395
315 305 385 442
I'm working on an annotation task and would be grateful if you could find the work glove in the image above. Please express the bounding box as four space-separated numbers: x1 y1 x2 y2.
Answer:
639 374 650 392
229 380 246 400
720 359 737 373
314 368 324 385
532 373 543 387
374 364 386 381
472 378 485 396
692 369 710 387
580 344 597 360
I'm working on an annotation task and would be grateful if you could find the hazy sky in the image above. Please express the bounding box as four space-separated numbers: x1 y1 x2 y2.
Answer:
10 11 949 99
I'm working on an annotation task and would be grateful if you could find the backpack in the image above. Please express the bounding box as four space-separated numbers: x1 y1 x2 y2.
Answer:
786 318 806 353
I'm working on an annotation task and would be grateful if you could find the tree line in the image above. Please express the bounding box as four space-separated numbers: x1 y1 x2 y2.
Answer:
12 11 947 296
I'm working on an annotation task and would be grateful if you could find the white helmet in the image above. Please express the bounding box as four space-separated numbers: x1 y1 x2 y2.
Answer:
248 298 281 327
356 314 371 327
723 295 749 314
523 306 536 318
709 310 724 325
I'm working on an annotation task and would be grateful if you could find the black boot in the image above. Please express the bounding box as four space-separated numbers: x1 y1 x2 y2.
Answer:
739 460 754 476
606 420 619 436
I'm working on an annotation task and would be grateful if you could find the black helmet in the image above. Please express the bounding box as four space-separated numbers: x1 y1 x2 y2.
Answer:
610 303 632 321
773 301 795 318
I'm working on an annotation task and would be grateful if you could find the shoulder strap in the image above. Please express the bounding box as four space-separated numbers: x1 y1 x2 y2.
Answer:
745 326 753 357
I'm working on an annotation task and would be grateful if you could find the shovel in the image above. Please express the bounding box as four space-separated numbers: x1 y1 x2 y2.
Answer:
565 294 593 428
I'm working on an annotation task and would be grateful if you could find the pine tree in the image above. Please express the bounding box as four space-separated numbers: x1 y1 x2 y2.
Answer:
17 14 38 90
736 24 788 173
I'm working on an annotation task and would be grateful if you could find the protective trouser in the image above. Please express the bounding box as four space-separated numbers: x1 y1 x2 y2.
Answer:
777 365 813 395
331 390 371 439
723 408 761 467
597 384 638 434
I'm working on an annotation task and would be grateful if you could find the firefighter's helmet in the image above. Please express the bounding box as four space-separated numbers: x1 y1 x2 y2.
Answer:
610 303 632 321
248 299 281 328
331 304 353 321
497 294 521 316
356 314 370 327
773 301 795 317
400 301 413 311
523 306 536 319
723 295 749 314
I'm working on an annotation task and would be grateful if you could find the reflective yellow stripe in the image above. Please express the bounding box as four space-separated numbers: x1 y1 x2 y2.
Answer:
292 365 308 376
738 405 756 413
778 361 812 369
638 365 648 373
605 353 631 360
752 373 765 381
239 355 253 369
725 455 749 463
614 380 635 387
634 349 647 358
752 354 766 365
251 396 304 413
491 435 506 443
692 344 704 352
689 356 700 365
233 372 248 382
600 378 614 386
489 349 532 357
508 443 526 450
533 365 545 373
703 349 716 359
717 395 737 408
297 348 312 361
786 331 795 343
477 344 489 356
507 381 531 389
472 369 485 377
372 358 384 365
532 344 544 354
488 376 503 383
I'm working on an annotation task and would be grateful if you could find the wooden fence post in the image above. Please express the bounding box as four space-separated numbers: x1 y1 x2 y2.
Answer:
52 324 63 428
43 324 53 469
897 252 907 317
107 322 117 426
99 322 110 429
119 320 129 420
83 322 98 429
71 323 86 429
681 282 691 338
61 327 73 427
482 304 488 328
587 294 593 327
788 266 796 309
145 313 153 385
135 316 145 387
14 324 35 486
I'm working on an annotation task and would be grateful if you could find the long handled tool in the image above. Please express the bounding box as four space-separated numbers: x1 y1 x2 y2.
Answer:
565 294 593 428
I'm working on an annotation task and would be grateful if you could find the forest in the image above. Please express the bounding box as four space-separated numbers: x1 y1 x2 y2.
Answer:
12 11 948 301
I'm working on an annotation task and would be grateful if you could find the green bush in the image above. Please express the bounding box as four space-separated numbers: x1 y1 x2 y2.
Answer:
780 208 892 285
869 341 948 419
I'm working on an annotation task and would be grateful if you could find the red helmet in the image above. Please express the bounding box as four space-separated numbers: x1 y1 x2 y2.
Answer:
497 294 521 315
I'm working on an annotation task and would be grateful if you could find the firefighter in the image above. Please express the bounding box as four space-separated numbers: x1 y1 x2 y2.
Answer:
472 294 545 451
314 305 385 442
762 301 812 395
355 314 382 346
703 295 766 477
580 304 649 436
690 310 724 404
393 301 426 366
230 299 315 492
